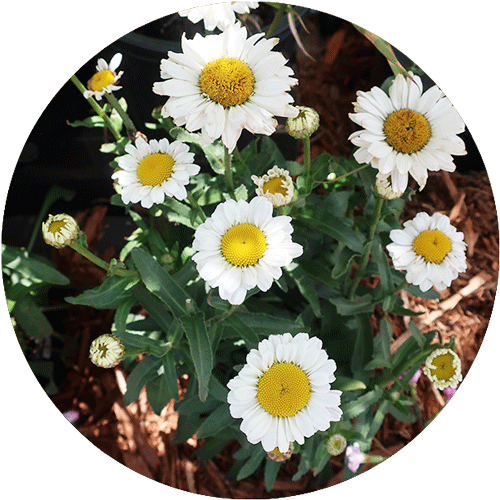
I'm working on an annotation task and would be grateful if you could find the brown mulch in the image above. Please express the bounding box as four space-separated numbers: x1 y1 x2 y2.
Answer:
47 14 497 499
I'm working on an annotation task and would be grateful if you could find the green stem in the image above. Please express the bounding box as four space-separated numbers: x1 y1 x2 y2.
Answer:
303 135 311 179
348 195 385 299
324 163 370 184
186 191 206 223
68 241 138 278
209 304 238 326
105 92 137 137
122 349 146 359
223 145 235 197
265 3 288 39
70 75 122 141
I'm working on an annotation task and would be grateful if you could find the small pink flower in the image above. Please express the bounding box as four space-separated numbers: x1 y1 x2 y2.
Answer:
346 442 366 473
442 386 457 401
410 368 422 385
63 410 79 424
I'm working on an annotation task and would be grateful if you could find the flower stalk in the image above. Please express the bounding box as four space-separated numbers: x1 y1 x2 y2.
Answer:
70 75 122 141
105 92 137 137
223 145 235 197
348 194 385 299
265 3 288 39
68 240 138 278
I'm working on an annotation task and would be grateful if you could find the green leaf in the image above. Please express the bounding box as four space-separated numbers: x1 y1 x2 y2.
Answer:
67 115 106 128
123 355 163 405
264 459 281 492
66 275 137 309
12 295 53 340
408 320 425 348
285 262 321 317
224 314 259 348
342 387 383 419
236 446 267 481
180 312 213 402
372 235 393 292
332 375 367 392
2 245 70 286
131 248 193 319
132 283 174 336
330 294 375 316
313 443 331 477
298 214 365 254
196 403 233 439
405 284 440 300
234 312 304 335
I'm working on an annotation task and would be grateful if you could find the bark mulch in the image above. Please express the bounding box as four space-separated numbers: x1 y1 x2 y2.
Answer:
47 14 497 498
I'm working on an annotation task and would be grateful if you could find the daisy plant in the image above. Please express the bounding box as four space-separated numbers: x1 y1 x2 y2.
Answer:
26 2 478 492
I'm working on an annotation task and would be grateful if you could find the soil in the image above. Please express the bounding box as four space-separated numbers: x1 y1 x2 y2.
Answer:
22 11 498 499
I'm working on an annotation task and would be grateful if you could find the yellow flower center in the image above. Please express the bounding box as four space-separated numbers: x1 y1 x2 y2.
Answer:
220 223 267 267
262 177 288 197
412 230 452 264
384 109 431 154
429 352 457 381
257 362 311 417
199 56 255 107
88 69 115 92
48 220 67 234
137 153 175 187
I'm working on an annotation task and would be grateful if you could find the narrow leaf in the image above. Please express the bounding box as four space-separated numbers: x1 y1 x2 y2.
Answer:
197 403 233 439
180 312 213 402
66 275 137 309
131 248 193 319
123 355 163 405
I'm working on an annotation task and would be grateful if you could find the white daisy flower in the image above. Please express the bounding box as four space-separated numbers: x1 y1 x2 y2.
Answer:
251 165 294 207
191 196 303 305
84 53 123 101
348 72 467 193
227 332 342 453
386 212 467 292
152 22 299 152
42 214 79 249
179 2 259 32
111 136 201 209
423 348 463 390
89 334 124 369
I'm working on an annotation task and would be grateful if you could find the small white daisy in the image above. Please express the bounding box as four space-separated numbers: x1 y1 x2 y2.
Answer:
42 214 79 248
153 22 298 152
227 332 342 453
84 53 123 101
89 334 124 368
251 165 294 207
348 72 466 193
191 196 303 305
111 136 201 209
386 212 467 292
179 2 259 32
423 348 463 390
374 177 404 200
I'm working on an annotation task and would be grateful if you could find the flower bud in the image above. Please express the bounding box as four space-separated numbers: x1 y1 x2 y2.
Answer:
89 334 124 368
267 443 294 462
374 177 404 200
325 434 347 456
42 214 79 248
285 106 320 139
